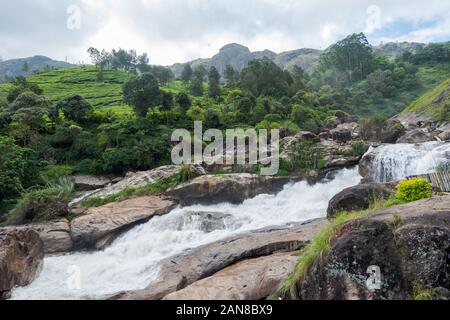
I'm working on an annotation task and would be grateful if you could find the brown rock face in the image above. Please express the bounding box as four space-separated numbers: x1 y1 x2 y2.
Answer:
164 252 299 300
111 219 327 300
25 219 73 254
0 228 44 299
397 129 432 144
166 174 299 206
70 196 177 250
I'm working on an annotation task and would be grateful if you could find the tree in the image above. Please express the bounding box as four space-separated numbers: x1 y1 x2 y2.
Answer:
208 66 221 98
181 64 193 83
240 59 289 97
224 65 238 85
160 91 174 112
150 66 174 85
190 68 205 96
123 73 161 117
319 33 374 83
56 95 93 123
137 53 151 73
175 92 191 110
6 93 53 146
0 135 42 207
7 77 43 103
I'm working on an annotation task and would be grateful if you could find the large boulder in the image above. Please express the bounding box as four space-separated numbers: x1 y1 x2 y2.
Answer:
25 219 73 254
0 228 44 299
327 183 395 219
166 174 298 206
397 129 432 144
70 196 177 250
288 195 450 300
164 252 299 300
330 127 352 143
111 219 327 300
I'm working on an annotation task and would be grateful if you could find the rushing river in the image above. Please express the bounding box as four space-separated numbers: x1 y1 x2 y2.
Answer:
12 168 362 300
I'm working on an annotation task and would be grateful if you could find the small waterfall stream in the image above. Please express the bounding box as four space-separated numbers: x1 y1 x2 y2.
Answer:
366 142 450 182
11 168 361 300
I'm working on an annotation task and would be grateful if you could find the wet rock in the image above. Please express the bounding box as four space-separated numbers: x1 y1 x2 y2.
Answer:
289 194 450 300
327 183 395 219
111 219 328 300
164 252 299 300
25 219 72 254
70 196 177 250
397 129 432 144
166 174 299 206
71 175 112 191
295 219 408 300
0 228 44 299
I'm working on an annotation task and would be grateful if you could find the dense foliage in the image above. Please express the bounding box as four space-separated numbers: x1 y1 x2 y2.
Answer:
0 35 448 223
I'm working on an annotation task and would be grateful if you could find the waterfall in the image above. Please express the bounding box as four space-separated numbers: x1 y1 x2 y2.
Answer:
11 168 361 300
368 142 450 182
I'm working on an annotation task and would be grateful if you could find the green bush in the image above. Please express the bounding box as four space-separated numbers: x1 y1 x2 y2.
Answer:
6 178 74 225
396 178 432 202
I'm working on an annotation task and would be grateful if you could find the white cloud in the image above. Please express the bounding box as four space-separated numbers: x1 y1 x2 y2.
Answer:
0 0 449 65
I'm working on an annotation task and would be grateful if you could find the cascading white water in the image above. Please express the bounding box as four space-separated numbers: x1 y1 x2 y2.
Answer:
11 168 361 300
369 142 450 182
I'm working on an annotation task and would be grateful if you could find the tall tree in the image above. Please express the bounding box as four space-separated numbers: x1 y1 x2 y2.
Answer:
175 92 191 111
208 66 221 98
319 33 374 83
181 64 193 83
123 73 161 117
190 68 204 96
224 65 238 85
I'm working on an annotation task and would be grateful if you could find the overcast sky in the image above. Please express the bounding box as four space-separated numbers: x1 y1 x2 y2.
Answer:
0 0 449 66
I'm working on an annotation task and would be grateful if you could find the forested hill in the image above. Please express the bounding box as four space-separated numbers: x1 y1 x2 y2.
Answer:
0 56 74 83
0 33 449 224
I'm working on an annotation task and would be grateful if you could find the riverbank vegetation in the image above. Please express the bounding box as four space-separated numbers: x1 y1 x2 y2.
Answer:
0 34 448 223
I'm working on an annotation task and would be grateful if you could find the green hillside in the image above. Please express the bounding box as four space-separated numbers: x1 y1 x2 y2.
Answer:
402 78 450 121
0 66 132 114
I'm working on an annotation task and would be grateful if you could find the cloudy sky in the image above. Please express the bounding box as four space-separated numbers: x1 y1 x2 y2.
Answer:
0 0 449 66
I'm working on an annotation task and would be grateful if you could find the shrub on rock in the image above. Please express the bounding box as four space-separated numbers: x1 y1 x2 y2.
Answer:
396 178 432 202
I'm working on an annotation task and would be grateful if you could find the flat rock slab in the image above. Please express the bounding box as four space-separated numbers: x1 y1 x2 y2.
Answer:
164 251 299 300
70 196 177 250
71 175 112 191
112 218 327 300
25 219 73 254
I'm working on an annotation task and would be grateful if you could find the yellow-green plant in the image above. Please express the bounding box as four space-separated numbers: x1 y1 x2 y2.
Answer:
395 178 432 202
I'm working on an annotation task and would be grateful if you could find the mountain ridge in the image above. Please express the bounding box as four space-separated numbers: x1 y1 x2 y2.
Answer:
0 56 75 83
169 41 426 77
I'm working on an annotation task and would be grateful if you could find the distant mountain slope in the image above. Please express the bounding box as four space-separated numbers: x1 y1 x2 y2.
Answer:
399 78 450 122
170 41 427 78
374 42 424 59
0 56 75 82
170 43 321 77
